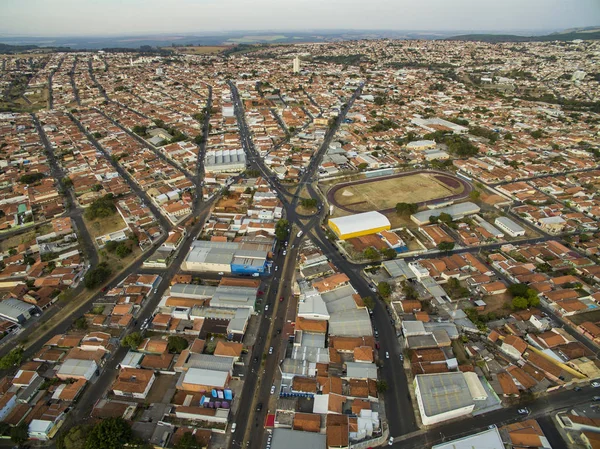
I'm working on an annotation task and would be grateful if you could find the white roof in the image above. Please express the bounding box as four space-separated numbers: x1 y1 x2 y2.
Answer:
432 427 504 449
329 211 390 235
463 372 488 401
182 367 228 388
57 359 97 377
29 419 53 434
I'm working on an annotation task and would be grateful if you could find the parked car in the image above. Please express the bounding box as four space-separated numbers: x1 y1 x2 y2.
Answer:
256 403 263 411
385 352 390 359
231 423 236 433
388 437 394 446
269 346 273 355
399 354 404 361
592 382 600 388
574 387 582 391
593 396 600 401
517 408 529 415
283 250 287 256
265 305 269 312
270 385 276 395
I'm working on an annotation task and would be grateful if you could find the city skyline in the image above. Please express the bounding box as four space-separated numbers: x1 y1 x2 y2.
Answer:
0 0 599 37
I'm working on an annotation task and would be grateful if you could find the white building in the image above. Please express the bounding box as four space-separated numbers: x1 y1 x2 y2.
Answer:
414 372 476 425
495 217 525 237
293 56 301 74
432 427 504 449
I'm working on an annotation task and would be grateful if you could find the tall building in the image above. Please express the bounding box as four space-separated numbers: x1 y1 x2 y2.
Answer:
293 56 300 74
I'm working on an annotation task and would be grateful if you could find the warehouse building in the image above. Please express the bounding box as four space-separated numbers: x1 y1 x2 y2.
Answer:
0 298 38 324
182 239 271 274
414 372 483 425
411 202 480 225
328 211 391 240
495 217 525 237
205 148 246 173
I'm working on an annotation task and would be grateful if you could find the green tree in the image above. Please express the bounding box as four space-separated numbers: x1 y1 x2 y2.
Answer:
115 243 132 258
530 129 544 139
0 347 24 369
74 317 88 330
85 417 132 449
469 190 481 201
275 219 290 241
121 332 143 350
438 212 453 224
19 172 45 184
58 425 88 449
85 194 116 220
429 215 439 224
376 380 388 393
437 241 455 252
300 198 318 208
512 296 529 310
381 248 397 260
395 202 418 216
508 283 530 297
363 247 380 261
174 432 201 449
84 262 112 289
357 162 368 171
168 336 189 354
362 296 375 310
377 282 392 298
10 422 29 445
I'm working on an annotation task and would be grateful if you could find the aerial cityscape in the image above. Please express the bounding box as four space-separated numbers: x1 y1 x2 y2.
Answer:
0 1 600 448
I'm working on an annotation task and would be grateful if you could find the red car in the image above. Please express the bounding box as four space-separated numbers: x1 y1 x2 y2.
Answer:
279 297 284 302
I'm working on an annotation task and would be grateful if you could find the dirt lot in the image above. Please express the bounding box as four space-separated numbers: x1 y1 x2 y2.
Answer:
145 372 180 404
480 293 512 315
332 173 461 212
84 213 128 241
167 46 226 55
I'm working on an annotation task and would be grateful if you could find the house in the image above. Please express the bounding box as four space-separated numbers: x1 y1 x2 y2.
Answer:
112 368 156 399
501 335 528 360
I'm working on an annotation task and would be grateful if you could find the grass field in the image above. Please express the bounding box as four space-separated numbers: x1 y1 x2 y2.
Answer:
569 309 600 326
332 173 462 213
84 213 128 242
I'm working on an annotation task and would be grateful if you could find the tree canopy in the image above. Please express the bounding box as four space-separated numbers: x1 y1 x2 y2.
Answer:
85 194 117 220
275 219 290 241
0 347 24 370
84 262 112 289
85 418 133 449
168 336 189 354
395 202 418 216
377 282 392 298
121 332 143 350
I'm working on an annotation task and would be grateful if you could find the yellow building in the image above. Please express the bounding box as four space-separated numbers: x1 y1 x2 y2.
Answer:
328 211 391 240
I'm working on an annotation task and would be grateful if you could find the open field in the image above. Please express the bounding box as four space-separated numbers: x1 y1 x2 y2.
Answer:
166 46 226 55
83 213 128 242
329 172 468 214
568 309 600 326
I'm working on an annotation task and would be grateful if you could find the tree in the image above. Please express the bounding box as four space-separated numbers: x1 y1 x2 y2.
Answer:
74 317 88 330
381 248 397 260
115 243 132 258
362 296 375 310
512 296 529 310
85 195 116 220
11 422 29 445
530 129 544 139
168 336 189 354
438 212 453 224
508 283 530 297
0 347 24 369
363 247 380 261
395 202 418 216
376 380 388 393
300 198 318 208
275 219 290 241
121 332 143 350
174 432 201 449
437 241 455 252
377 282 392 299
357 162 368 171
429 215 439 224
19 172 45 184
85 417 133 449
469 190 481 201
58 425 88 449
84 262 112 289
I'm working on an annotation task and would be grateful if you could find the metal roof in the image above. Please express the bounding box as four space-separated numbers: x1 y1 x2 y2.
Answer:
415 372 474 417
382 259 417 280
346 362 377 379
270 429 326 449
182 368 229 388
328 211 390 236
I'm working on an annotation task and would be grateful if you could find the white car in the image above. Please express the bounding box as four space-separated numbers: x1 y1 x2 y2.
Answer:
283 250 287 256
270 385 276 395
388 437 394 445
517 408 529 415
265 305 269 312
592 382 600 388
370 287 377 293
218 272 224 276
275 266 278 272
385 352 390 359
269 346 273 355
230 423 236 433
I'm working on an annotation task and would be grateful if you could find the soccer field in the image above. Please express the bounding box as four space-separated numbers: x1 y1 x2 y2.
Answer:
332 173 464 212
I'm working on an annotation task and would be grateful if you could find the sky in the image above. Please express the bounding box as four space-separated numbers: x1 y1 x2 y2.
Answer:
1 0 599 36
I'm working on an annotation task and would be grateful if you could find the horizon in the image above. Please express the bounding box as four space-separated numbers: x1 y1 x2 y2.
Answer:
1 0 599 37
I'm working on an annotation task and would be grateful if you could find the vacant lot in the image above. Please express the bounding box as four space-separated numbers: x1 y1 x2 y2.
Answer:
332 173 462 213
84 213 128 242
569 309 600 326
